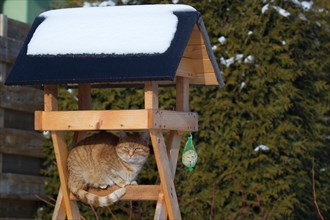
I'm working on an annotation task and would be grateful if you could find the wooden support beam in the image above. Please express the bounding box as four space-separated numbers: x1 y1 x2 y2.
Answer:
43 85 80 220
70 185 160 201
35 110 198 132
150 130 182 220
144 81 158 109
73 83 92 145
155 76 190 219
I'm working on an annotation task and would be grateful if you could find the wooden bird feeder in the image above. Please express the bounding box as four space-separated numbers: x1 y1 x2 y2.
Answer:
5 5 224 220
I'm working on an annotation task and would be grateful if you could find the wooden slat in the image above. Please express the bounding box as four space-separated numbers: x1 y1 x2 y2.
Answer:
193 58 215 73
0 84 43 113
7 17 30 41
35 110 198 132
0 128 44 158
183 44 208 59
70 185 160 201
2 108 34 131
189 72 219 85
0 36 23 64
176 58 195 78
0 173 44 200
0 14 8 84
187 25 204 45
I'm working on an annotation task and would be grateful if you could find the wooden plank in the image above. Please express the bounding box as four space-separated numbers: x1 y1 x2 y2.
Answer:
0 14 7 83
0 173 44 200
35 110 149 131
187 25 204 45
189 72 219 85
70 185 160 201
2 154 43 176
35 110 197 132
152 110 198 131
192 58 215 73
0 15 8 37
150 130 182 220
0 198 39 219
0 36 24 64
0 128 43 158
0 109 3 128
43 85 80 220
176 58 195 78
0 84 43 112
7 17 30 41
2 108 35 130
183 44 208 59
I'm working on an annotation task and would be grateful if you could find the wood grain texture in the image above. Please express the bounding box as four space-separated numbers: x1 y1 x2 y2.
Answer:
150 130 182 220
35 110 197 132
70 185 161 201
0 173 44 200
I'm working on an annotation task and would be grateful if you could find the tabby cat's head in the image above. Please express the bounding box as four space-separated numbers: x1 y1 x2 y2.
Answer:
116 131 150 163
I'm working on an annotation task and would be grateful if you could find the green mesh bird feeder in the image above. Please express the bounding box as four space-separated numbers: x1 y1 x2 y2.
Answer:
182 134 198 171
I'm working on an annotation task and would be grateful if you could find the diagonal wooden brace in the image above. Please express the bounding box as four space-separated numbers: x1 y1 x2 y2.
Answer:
150 130 182 220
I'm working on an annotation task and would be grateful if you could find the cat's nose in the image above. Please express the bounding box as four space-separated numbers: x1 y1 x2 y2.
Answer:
128 151 134 157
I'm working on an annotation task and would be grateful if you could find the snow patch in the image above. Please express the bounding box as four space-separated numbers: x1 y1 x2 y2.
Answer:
244 55 255 64
218 36 227 45
220 57 235 67
254 145 270 152
235 54 244 62
262 4 269 14
27 5 196 55
273 6 290 17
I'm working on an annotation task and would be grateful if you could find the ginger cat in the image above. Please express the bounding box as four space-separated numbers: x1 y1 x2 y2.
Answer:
67 131 149 207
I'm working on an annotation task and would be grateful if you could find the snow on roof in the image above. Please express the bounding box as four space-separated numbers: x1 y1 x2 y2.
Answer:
27 5 196 55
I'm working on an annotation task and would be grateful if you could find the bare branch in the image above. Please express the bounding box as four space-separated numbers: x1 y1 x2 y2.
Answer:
312 160 325 220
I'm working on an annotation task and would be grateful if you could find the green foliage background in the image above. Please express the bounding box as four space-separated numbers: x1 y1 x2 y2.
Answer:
38 0 329 219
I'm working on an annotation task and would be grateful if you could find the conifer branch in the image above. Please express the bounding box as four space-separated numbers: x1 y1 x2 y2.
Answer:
264 195 282 220
312 160 324 220
210 181 216 220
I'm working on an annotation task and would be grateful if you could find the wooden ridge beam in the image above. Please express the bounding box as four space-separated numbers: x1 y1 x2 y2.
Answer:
35 109 198 132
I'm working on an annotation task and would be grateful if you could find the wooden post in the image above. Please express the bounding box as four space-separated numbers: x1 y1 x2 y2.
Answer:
0 14 8 83
145 82 182 220
155 76 189 219
45 85 80 220
73 83 92 144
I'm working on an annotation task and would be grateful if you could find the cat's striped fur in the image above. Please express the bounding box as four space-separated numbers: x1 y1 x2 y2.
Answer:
68 131 149 207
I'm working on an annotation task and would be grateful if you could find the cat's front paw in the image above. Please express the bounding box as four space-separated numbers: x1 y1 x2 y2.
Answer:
130 181 138 185
99 185 108 189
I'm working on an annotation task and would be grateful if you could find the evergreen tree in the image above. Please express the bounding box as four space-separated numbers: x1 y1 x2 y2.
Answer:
38 0 329 219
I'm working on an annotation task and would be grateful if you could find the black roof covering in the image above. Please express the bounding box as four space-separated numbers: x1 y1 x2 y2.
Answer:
5 6 223 86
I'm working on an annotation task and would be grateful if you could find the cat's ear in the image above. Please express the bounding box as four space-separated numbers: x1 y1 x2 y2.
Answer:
141 132 150 144
119 131 127 139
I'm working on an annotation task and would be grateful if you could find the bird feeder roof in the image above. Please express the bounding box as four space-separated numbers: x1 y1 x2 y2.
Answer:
5 4 224 87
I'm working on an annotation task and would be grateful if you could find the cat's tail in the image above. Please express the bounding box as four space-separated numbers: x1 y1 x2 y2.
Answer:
72 187 126 207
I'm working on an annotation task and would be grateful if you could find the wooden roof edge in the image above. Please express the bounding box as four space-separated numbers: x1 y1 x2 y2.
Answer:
196 16 225 88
